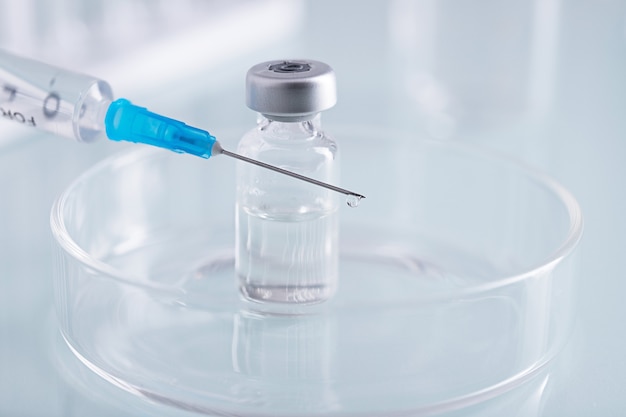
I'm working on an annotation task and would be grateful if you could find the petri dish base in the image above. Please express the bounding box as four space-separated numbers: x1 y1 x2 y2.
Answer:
51 128 582 416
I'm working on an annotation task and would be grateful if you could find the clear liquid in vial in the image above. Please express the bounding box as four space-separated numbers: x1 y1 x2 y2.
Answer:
236 205 338 304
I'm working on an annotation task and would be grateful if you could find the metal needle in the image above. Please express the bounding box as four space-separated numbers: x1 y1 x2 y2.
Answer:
220 148 365 200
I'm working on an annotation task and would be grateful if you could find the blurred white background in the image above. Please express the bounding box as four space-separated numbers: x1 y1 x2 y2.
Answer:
1 0 625 415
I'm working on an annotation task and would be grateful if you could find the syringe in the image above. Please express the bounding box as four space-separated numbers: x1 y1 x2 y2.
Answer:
0 50 364 201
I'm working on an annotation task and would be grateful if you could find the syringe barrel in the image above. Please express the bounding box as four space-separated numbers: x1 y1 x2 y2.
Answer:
0 49 113 142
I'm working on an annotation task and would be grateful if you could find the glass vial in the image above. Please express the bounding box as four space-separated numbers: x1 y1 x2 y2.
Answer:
236 60 339 304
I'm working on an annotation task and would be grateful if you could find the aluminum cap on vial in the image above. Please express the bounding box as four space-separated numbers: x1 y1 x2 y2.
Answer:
246 60 336 122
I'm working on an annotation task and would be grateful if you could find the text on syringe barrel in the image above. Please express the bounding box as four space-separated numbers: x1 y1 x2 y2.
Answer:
0 49 113 142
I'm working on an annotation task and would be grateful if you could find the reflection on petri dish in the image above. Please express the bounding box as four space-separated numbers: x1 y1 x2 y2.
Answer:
50 128 582 416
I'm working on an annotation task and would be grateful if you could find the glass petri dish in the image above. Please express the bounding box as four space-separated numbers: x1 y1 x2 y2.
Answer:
50 127 582 416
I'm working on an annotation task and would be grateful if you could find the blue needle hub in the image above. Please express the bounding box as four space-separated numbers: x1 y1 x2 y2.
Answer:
105 98 219 158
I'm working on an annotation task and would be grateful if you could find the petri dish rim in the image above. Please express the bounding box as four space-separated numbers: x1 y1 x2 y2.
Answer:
49 133 583 300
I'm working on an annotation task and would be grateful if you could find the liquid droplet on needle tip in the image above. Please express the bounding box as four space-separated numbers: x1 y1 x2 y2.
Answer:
346 194 363 208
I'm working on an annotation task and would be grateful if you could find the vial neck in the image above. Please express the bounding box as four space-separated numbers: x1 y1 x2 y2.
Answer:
257 114 322 140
